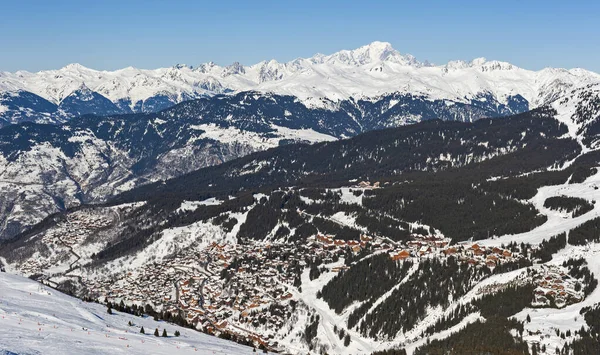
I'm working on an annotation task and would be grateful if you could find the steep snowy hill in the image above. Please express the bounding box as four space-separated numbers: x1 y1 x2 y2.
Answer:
0 271 253 354
1 41 599 125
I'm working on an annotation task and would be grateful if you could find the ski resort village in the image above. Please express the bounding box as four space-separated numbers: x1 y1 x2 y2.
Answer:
2 188 597 354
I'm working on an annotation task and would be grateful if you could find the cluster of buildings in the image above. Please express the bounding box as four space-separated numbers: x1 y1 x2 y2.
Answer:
19 210 113 275
389 238 518 271
352 180 382 189
43 211 113 247
86 241 310 351
531 265 584 308
16 203 591 351
310 231 520 272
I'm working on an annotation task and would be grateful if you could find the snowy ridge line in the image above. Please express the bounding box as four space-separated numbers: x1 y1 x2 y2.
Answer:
2 41 600 111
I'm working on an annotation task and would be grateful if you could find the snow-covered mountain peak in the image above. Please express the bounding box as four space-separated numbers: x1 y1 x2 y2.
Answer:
319 41 425 67
470 57 488 66
444 57 517 73
1 41 600 121
569 68 600 78
58 63 95 74
172 63 191 70
222 61 246 77
72 82 94 98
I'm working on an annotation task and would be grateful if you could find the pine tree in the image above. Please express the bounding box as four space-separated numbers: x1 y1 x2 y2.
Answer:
344 334 351 347
107 306 113 315
162 329 168 337
174 330 180 337
140 326 145 334
154 328 159 337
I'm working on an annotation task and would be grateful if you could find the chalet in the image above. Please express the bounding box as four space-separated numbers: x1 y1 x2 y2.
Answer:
486 255 498 262
331 266 350 272
444 247 458 255
391 250 411 261
279 293 293 300
407 241 424 248
216 320 228 330
317 235 334 245
358 181 371 188
434 240 448 248
360 235 374 242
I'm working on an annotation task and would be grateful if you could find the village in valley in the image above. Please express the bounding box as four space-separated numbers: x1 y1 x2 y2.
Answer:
7 200 592 352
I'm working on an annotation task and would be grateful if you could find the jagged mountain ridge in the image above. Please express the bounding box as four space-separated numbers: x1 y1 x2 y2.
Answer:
1 41 599 125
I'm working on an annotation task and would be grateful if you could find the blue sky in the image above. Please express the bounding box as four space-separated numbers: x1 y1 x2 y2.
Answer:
1 0 598 72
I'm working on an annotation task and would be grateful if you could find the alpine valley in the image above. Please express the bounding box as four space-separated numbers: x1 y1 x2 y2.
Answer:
2 42 600 355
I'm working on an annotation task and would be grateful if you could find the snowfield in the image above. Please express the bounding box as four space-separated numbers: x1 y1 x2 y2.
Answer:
1 41 599 111
0 272 253 355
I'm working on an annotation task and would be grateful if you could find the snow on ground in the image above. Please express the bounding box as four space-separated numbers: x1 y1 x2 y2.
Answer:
190 123 336 150
514 242 600 353
329 212 361 230
176 198 223 213
269 124 337 143
403 313 482 355
3 42 599 110
0 272 253 355
334 187 364 205
479 168 600 247
281 259 376 355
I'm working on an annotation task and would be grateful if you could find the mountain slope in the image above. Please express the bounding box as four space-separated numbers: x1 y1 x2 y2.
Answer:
1 41 599 125
0 87 544 241
0 271 253 354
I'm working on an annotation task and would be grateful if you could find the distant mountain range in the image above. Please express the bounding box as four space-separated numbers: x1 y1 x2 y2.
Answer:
1 41 599 126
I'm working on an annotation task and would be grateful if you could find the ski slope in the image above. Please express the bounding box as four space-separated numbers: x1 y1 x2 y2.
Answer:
479 168 600 247
0 272 253 355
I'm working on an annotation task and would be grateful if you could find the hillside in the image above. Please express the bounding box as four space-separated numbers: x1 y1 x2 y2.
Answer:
0 87 540 241
0 271 253 354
